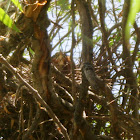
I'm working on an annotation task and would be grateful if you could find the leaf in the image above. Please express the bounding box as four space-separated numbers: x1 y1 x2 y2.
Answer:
0 8 20 32
125 0 140 41
96 104 102 110
11 0 23 12
29 47 35 55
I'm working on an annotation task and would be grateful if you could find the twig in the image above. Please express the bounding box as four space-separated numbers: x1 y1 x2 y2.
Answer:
0 54 70 140
22 107 41 140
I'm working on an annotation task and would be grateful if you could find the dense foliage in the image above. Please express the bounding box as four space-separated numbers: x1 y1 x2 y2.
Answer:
0 0 140 140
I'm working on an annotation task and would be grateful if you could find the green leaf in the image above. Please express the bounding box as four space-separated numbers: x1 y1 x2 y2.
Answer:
125 0 140 41
29 47 35 55
96 104 102 110
11 0 23 12
0 8 20 32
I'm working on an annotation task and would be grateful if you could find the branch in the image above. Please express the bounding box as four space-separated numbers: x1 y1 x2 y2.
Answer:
70 0 77 103
54 83 73 103
108 22 122 35
0 54 70 140
82 62 121 139
98 0 118 72
122 0 139 119
22 107 41 140
51 64 81 93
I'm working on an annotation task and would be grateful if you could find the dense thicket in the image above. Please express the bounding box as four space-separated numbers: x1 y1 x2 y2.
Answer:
0 0 139 140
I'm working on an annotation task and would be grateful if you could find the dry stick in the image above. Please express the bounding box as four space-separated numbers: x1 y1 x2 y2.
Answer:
0 54 70 140
22 107 41 139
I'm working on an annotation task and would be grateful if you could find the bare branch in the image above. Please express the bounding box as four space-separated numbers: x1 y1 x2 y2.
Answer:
0 54 71 140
